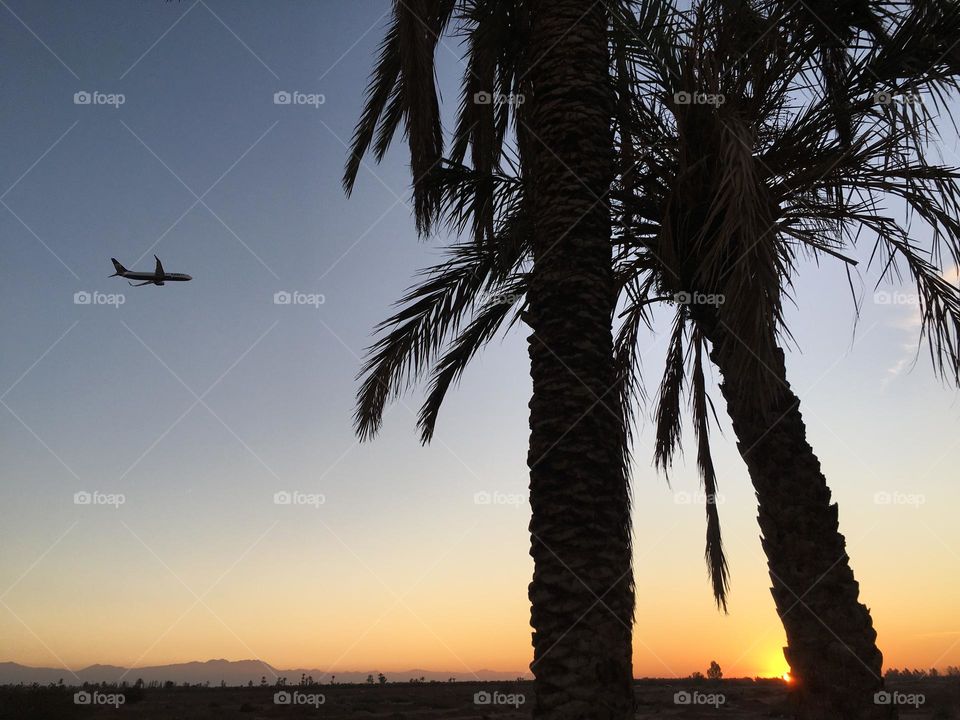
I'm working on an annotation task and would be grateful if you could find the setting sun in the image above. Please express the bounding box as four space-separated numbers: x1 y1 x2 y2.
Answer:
760 651 792 681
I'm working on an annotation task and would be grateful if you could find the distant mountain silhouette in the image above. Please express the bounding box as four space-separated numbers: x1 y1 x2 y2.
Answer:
0 660 526 686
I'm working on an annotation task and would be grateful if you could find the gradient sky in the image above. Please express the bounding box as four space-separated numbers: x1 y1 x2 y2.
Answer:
1 0 958 681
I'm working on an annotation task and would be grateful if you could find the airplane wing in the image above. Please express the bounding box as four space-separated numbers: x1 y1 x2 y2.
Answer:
154 255 165 277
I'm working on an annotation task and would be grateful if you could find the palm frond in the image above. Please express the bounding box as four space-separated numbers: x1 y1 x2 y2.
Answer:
343 0 457 235
354 179 529 441
354 243 508 440
690 327 728 610
418 277 526 441
653 306 687 474
343 21 401 195
396 0 447 233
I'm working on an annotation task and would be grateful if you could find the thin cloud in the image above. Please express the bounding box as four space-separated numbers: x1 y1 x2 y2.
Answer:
881 265 959 387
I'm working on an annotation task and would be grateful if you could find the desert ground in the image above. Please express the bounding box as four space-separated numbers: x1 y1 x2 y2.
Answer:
1 678 957 719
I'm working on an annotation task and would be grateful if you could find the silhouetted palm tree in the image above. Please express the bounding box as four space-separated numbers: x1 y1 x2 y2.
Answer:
611 2 960 716
348 1 960 718
345 1 635 716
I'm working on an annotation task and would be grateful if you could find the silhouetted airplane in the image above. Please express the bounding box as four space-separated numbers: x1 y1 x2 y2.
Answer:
110 256 192 287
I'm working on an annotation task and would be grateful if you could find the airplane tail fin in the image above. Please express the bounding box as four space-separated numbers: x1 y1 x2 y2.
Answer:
110 258 127 277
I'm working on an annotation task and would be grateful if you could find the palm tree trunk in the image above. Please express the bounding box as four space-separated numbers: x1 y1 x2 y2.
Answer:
522 2 635 718
699 315 893 720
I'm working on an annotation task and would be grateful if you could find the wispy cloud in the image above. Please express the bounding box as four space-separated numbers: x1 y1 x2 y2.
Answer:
881 265 959 388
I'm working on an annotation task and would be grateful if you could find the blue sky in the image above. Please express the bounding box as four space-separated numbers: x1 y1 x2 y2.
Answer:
0 0 958 678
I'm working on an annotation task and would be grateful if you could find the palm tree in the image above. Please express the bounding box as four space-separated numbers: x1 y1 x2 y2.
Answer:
518 5 637 717
611 1 960 716
347 1 960 718
344 1 635 716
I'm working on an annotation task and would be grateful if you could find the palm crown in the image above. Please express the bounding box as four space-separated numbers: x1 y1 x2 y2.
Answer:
350 0 960 610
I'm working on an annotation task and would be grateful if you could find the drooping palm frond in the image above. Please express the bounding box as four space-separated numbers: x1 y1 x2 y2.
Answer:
418 275 527 441
450 0 526 166
614 274 659 451
344 0 457 235
690 327 728 610
653 306 687 474
343 22 400 196
433 159 524 243
353 166 528 441
448 2 501 245
353 233 528 442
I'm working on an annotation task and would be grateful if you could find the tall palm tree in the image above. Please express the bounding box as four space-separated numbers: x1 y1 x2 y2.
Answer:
344 1 635 716
612 1 960 716
348 1 960 718
519 4 636 717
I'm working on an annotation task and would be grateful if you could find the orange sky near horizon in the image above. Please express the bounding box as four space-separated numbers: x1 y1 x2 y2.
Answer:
3 471 957 681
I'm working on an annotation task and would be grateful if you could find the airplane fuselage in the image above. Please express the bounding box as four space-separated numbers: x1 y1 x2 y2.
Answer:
120 272 192 283
111 257 191 286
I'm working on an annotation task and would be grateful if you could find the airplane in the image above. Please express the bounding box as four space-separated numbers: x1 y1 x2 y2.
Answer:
110 256 192 287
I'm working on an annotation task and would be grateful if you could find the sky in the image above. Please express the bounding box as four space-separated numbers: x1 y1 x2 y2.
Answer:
0 0 958 681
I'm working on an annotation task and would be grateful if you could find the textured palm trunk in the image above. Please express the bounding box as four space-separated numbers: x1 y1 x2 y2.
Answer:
700 316 893 720
522 1 635 718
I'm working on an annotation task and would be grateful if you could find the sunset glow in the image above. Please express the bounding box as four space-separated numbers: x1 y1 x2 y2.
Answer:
2 0 959 696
